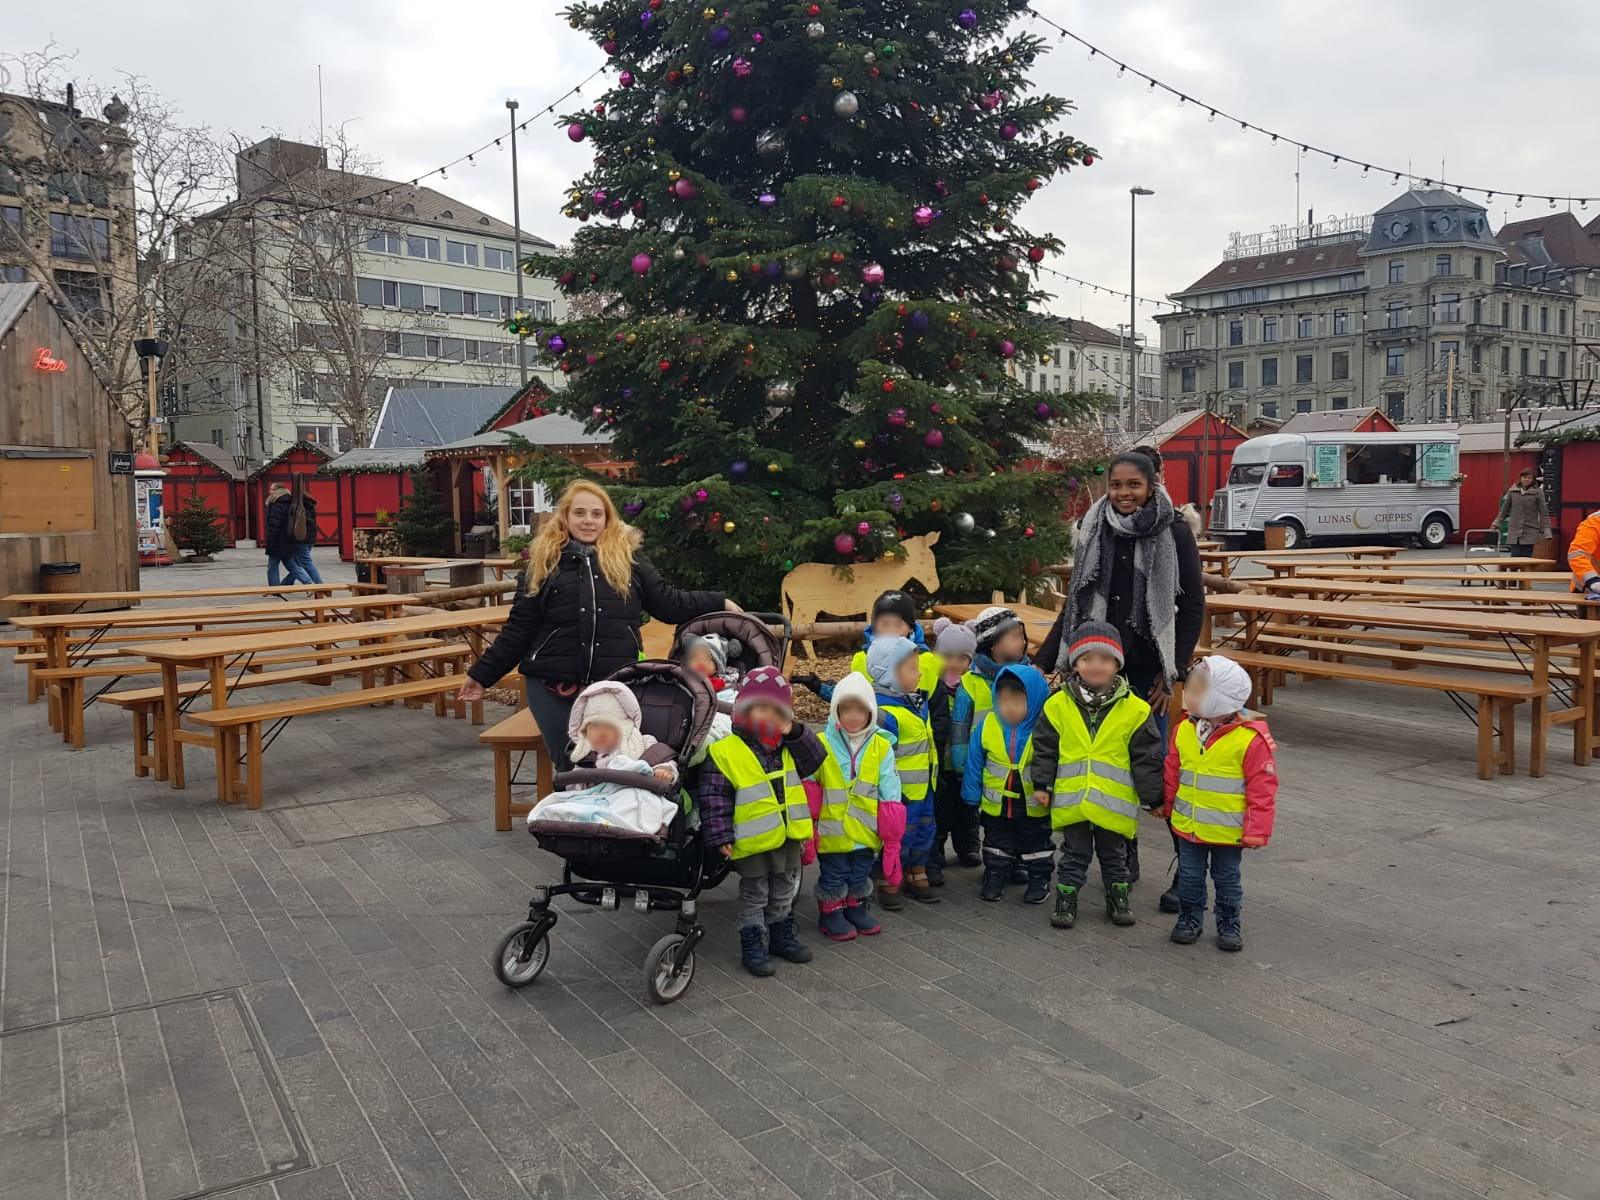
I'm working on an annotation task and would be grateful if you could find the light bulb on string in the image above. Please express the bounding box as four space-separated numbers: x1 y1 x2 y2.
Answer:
1207 109 1216 122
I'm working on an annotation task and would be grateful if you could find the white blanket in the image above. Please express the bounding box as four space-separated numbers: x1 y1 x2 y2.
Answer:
527 755 678 840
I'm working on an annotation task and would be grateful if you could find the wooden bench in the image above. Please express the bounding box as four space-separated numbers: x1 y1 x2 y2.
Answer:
1210 648 1540 779
188 675 485 809
101 642 461 776
480 707 555 832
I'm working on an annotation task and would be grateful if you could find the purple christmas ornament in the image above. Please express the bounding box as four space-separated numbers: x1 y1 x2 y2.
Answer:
1000 122 1019 141
758 191 777 208
623 500 644 517
1034 401 1053 419
731 57 753 78
631 253 653 275
567 122 586 142
957 8 978 29
618 70 635 88
924 429 945 449
908 310 931 332
709 24 732 48
546 334 566 354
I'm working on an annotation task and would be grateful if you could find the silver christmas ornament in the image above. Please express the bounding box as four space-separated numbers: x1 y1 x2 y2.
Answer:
833 90 860 118
755 129 787 157
806 20 825 38
672 245 687 261
765 378 796 403
985 528 997 539
954 511 976 533
863 51 876 64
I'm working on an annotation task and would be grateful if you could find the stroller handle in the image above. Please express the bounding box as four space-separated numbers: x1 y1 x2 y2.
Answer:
553 767 680 796
744 611 793 667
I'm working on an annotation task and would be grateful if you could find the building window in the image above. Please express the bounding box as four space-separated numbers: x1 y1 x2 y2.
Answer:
1261 317 1278 343
483 245 516 271
1331 351 1350 381
1260 401 1278 419
1295 397 1313 414
1226 360 1244 388
1228 319 1243 346
1260 357 1278 386
1559 309 1569 336
1436 293 1460 322
1471 345 1482 371
0 266 23 283
1295 354 1314 383
1346 442 1416 485
1386 348 1405 376
355 276 382 306
366 230 401 254
1182 328 1196 350
504 481 550 529
407 235 440 260
1469 389 1483 416
446 240 478 266
1558 351 1568 376
1296 315 1313 339
1388 260 1405 284
46 171 109 206
1473 256 1483 280
48 213 110 260
1438 340 1460 367
1501 302 1511 327
52 269 107 316
1471 298 1483 324
1500 346 1511 371
1385 392 1406 421
1538 352 1549 375
1332 309 1348 336
1180 366 1196 393
1434 253 1452 277
0 204 20 244
1539 306 1549 333
1387 302 1408 329
1521 304 1531 330
1331 395 1349 410
1519 348 1530 375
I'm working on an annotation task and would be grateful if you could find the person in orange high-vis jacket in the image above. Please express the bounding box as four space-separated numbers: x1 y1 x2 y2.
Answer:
1568 511 1600 597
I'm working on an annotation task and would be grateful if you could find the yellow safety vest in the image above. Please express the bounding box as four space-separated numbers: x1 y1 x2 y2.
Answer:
881 703 935 803
1171 720 1255 846
1043 690 1150 837
960 673 994 720
707 736 814 860
852 648 941 697
815 734 890 853
978 711 1048 818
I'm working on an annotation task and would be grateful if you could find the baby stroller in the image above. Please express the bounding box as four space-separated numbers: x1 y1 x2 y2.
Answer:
491 659 722 1004
671 610 792 688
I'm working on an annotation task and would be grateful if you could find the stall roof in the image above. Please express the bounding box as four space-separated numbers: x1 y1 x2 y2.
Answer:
165 439 255 480
0 282 40 338
1279 408 1397 434
430 412 614 456
323 447 429 473
370 386 522 450
1133 408 1248 447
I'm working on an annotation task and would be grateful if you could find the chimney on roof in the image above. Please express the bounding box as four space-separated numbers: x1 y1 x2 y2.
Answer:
236 137 330 198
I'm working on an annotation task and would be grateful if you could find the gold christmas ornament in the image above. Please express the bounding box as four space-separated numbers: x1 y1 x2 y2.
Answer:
723 520 736 533
625 332 637 343
767 461 782 474
683 63 696 76
885 217 896 228
646 136 656 146
1004 53 1015 65
853 438 867 449
668 168 682 181
1040 353 1051 364
702 5 716 17
725 269 739 281
831 76 845 89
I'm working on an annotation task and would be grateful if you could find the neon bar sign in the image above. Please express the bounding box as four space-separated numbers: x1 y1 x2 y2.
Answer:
33 347 68 373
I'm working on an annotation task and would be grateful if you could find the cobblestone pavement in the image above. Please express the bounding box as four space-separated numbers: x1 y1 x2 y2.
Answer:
3 552 1598 1199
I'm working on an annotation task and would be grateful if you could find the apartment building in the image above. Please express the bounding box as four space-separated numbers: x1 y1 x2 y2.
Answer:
173 138 563 457
1009 316 1163 427
0 87 135 331
1156 189 1600 426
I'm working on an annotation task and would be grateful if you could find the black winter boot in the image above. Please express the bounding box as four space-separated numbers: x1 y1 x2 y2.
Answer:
980 864 1006 902
926 858 946 887
1105 882 1136 927
1158 878 1182 914
957 848 983 868
1215 910 1243 952
1170 913 1202 945
740 925 775 976
1010 863 1029 885
767 916 813 963
1022 872 1052 905
1051 885 1079 929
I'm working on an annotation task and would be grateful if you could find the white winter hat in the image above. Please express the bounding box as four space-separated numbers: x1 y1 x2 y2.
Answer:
829 671 878 729
567 680 645 762
1188 656 1251 720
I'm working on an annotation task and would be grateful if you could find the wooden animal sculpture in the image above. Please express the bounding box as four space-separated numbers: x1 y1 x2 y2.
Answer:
781 533 941 658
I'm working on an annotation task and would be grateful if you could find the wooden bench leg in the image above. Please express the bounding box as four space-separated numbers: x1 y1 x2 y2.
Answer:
131 707 150 778
27 665 42 704
494 747 512 832
47 681 61 732
219 729 241 804
470 699 484 726
1530 694 1548 778
1475 695 1494 781
1497 700 1517 776
535 744 554 798
245 723 265 810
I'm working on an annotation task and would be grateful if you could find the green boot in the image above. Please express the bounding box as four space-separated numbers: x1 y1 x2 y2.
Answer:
1050 885 1078 929
1105 882 1136 927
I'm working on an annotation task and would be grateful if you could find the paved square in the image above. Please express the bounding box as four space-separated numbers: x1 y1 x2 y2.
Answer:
2 551 1597 1199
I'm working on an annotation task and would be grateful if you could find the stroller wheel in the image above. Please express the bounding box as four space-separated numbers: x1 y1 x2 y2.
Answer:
644 934 695 1005
493 922 550 988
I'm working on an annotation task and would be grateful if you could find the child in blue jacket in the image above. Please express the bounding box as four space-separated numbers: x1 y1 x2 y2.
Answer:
867 636 941 905
962 664 1053 904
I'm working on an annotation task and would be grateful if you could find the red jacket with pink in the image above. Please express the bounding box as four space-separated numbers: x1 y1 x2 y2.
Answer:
1160 715 1278 847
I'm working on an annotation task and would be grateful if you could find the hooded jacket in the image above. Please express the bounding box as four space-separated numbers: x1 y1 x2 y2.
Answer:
1029 675 1165 811
961 665 1050 810
565 679 676 776
1161 712 1278 847
819 673 903 850
468 540 724 688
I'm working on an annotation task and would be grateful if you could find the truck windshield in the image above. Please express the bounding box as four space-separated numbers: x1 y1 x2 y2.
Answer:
1228 463 1266 486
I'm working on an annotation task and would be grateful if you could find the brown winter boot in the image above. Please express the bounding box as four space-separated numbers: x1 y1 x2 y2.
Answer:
877 883 907 911
905 866 942 905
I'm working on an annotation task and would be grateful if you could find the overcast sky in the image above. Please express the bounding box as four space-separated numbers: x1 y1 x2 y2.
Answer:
12 0 1600 351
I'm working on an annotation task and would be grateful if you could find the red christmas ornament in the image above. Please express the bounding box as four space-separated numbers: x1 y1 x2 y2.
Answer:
978 193 990 205
829 250 846 263
667 69 682 84
658 359 672 371
997 254 1018 272
1025 177 1041 191
896 303 907 317
830 194 846 208
1027 246 1045 263
820 270 840 287
1082 153 1096 166
807 2 820 13
882 379 897 394
1024 526 1036 538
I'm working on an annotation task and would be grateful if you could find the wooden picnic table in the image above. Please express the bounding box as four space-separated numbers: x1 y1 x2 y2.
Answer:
360 555 520 582
1257 555 1556 579
1 582 373 617
1253 577 1600 615
1293 567 1573 588
119 605 512 794
1201 545 1402 578
1203 593 1600 777
11 593 421 673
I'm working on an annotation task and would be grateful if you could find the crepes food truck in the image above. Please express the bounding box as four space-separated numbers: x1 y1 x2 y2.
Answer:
1208 430 1461 549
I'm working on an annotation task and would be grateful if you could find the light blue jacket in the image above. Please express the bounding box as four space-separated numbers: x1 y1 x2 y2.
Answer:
820 722 902 850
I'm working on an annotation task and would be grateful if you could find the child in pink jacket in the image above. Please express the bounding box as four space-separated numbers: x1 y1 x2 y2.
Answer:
1160 655 1277 953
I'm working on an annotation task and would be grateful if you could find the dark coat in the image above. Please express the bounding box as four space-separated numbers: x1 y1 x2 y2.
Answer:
263 494 316 558
1038 519 1206 693
467 541 724 688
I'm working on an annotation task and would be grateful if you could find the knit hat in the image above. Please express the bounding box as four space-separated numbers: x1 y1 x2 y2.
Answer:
682 633 739 676
1068 620 1124 670
971 606 1023 653
871 589 918 631
865 635 918 693
567 680 646 762
935 621 977 661
733 665 793 720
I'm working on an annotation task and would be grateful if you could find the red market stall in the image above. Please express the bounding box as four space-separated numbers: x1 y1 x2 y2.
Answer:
161 441 252 545
321 448 430 561
1279 407 1399 436
1454 423 1540 544
249 441 340 546
1136 409 1249 510
1534 432 1600 550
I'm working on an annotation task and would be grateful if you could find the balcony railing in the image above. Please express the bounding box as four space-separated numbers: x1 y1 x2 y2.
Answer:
1365 324 1423 345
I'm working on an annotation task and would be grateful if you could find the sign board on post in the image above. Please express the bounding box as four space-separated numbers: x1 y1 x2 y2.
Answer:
1420 442 1458 483
108 452 135 475
1310 443 1343 488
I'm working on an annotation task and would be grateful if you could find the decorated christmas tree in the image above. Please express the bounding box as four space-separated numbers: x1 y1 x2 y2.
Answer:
392 468 457 556
516 0 1100 606
169 491 228 561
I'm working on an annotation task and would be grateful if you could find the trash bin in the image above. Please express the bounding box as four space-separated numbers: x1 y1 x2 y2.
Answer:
39 562 82 594
1263 521 1291 551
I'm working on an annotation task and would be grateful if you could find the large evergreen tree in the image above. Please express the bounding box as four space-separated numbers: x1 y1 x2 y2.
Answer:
517 0 1099 605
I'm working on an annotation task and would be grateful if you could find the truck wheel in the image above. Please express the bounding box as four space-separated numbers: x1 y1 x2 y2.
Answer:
1278 520 1305 550
1417 515 1451 549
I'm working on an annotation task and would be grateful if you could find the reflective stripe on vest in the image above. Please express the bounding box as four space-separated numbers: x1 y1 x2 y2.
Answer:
708 737 814 860
1041 690 1151 837
978 711 1045 818
1171 720 1255 846
881 707 935 801
816 735 890 853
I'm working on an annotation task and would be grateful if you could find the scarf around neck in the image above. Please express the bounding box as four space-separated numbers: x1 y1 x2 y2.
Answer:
1061 489 1181 682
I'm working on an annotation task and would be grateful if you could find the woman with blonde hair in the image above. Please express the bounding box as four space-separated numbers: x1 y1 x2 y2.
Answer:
458 481 737 768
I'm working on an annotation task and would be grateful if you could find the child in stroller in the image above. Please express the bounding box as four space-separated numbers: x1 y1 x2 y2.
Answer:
493 659 727 1005
673 611 791 750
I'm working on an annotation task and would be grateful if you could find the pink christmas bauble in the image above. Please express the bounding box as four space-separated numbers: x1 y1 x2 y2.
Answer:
924 429 945 449
631 253 652 275
834 533 857 556
672 178 699 200
887 407 908 427
567 122 586 142
860 262 886 286
1000 339 1017 358
1000 122 1019 141
913 205 934 228
856 521 872 536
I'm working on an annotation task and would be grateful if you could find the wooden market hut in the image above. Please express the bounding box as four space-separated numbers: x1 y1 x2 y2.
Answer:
249 440 339 545
1132 409 1249 510
1278 407 1400 436
161 440 253 544
320 447 429 561
0 283 138 619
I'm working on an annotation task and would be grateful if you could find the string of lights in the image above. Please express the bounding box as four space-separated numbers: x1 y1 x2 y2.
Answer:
1021 4 1597 210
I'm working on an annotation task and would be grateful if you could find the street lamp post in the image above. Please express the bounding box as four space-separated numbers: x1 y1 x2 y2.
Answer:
1127 186 1155 433
134 324 169 457
507 99 527 387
